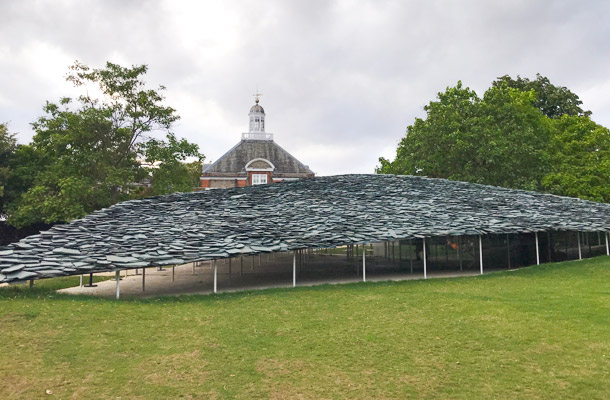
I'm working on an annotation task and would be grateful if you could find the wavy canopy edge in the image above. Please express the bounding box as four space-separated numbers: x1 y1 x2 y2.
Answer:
1 174 610 283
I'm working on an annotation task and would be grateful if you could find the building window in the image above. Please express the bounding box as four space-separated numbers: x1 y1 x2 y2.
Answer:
252 174 267 185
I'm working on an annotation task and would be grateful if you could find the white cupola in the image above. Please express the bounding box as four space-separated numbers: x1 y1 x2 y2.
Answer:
248 95 265 133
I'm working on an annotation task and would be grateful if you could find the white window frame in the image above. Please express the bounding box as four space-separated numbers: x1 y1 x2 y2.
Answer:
252 173 268 185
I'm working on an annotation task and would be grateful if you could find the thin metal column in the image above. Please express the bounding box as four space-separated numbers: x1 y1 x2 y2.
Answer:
142 267 145 291
577 232 582 260
362 246 366 282
293 251 296 287
535 232 540 265
172 265 175 281
423 238 427 279
478 235 483 274
213 260 217 293
115 270 120 300
606 231 609 256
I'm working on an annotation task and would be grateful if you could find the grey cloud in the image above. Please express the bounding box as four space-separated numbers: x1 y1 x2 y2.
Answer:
1 0 609 175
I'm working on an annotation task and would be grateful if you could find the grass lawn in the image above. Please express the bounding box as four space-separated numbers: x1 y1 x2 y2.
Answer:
1 258 609 399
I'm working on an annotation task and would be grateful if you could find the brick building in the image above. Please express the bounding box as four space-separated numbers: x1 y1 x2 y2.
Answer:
200 97 314 189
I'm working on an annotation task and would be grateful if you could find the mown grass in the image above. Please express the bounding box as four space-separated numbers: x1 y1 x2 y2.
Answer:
1 257 609 399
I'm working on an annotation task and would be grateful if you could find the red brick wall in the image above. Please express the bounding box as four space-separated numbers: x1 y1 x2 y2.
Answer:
200 179 210 188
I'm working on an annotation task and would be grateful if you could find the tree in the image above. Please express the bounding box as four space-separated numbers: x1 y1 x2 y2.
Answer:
493 73 590 119
542 116 610 202
139 133 202 195
377 82 550 190
378 82 481 178
0 122 17 211
8 61 202 227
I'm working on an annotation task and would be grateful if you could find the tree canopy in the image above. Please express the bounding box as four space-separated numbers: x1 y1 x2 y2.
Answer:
0 122 17 211
492 73 590 119
378 74 610 202
5 61 203 227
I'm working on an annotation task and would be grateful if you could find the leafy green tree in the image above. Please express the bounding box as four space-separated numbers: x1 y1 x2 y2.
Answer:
493 73 590 119
542 116 610 202
8 61 202 227
0 122 17 210
377 82 550 190
139 133 202 195
378 82 480 178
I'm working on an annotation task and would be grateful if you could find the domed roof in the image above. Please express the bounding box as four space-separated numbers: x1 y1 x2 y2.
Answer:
249 99 265 114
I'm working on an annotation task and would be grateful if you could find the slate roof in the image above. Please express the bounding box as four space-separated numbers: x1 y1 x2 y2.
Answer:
203 140 314 175
2 174 610 283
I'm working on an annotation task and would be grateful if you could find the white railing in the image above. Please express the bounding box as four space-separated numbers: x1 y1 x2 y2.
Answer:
241 132 274 141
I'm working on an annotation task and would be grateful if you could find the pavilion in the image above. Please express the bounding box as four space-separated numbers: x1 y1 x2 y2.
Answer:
1 174 610 298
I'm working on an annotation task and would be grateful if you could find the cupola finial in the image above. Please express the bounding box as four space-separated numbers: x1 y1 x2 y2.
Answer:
253 88 262 104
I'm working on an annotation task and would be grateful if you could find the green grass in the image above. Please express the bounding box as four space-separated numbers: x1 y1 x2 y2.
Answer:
1 258 609 399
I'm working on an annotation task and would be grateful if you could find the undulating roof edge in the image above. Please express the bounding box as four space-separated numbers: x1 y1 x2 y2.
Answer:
2 174 610 283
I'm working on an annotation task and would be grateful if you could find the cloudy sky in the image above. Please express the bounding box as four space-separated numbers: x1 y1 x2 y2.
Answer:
1 0 609 175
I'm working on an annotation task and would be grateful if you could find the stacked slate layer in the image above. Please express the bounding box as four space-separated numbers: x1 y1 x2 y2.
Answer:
2 174 610 284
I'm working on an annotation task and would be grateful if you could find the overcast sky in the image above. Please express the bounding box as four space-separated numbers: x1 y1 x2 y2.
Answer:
1 0 609 175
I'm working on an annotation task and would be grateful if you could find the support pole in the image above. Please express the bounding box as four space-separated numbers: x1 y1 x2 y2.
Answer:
535 232 540 265
293 251 296 287
213 260 217 293
240 257 243 276
79 275 83 287
84 272 97 287
362 246 366 282
172 265 175 282
606 231 609 256
142 267 146 291
423 238 427 279
577 232 582 260
192 262 195 275
251 255 254 270
478 235 483 274
115 270 120 300
29 279 33 288
228 258 232 285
